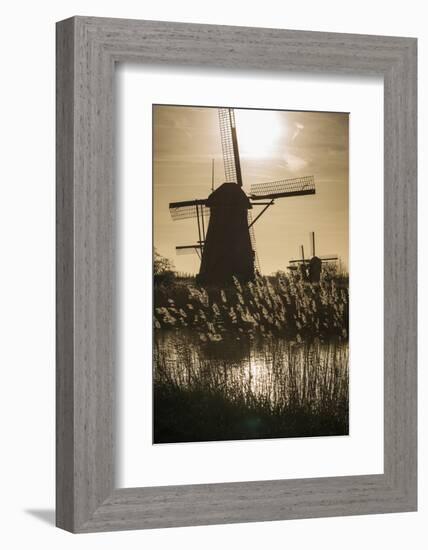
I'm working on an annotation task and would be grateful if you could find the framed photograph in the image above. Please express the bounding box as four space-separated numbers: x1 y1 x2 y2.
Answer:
152 104 349 445
56 17 417 532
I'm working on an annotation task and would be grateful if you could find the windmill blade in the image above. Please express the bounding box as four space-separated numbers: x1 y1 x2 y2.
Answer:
247 211 261 272
176 244 203 252
250 175 315 200
319 255 338 262
169 199 209 221
290 255 338 265
290 256 338 264
289 259 310 264
310 231 315 257
176 244 203 259
218 108 243 186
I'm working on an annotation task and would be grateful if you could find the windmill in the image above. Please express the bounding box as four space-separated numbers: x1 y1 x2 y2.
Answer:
288 231 338 283
169 107 316 284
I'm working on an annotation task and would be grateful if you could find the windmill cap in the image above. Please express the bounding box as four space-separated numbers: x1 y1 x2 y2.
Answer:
206 182 252 209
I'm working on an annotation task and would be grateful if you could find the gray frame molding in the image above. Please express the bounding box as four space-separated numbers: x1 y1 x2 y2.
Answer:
56 16 417 533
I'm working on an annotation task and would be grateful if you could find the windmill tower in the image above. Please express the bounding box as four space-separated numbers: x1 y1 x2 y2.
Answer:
169 107 317 284
289 231 338 283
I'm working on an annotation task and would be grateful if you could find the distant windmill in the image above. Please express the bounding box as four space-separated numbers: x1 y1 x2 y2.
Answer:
169 107 316 284
288 231 338 283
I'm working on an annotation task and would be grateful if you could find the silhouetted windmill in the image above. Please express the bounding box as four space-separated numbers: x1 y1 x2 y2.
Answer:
169 107 316 284
288 231 338 282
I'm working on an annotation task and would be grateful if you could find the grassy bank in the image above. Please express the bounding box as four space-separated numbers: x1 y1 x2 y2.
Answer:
154 384 348 443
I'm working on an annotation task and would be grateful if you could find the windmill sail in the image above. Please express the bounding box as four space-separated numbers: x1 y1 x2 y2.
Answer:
218 108 243 186
308 231 338 262
169 199 209 221
169 199 209 257
319 255 338 261
247 211 261 272
176 244 203 253
310 231 316 257
250 176 315 200
176 244 203 259
170 199 270 222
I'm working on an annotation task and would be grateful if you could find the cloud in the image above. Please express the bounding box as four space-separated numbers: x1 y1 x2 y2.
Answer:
283 152 308 172
291 122 304 142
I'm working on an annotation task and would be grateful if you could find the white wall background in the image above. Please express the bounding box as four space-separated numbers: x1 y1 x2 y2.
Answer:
0 1 424 548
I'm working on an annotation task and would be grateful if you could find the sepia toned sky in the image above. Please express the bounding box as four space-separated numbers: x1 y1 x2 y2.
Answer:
153 105 349 275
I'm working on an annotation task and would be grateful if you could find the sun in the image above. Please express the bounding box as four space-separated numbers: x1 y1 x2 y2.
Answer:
235 109 285 158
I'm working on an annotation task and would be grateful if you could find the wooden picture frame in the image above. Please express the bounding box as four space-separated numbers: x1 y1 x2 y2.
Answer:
56 16 417 533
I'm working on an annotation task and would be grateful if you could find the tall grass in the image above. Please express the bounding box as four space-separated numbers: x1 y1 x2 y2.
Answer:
154 267 348 342
154 332 348 443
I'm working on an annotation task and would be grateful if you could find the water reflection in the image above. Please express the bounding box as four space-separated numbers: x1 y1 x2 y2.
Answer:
154 330 348 412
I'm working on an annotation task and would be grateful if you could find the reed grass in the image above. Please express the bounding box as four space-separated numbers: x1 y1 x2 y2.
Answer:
154 267 348 342
154 333 348 443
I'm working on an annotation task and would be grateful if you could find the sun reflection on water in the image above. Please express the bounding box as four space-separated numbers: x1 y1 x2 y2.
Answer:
155 331 348 410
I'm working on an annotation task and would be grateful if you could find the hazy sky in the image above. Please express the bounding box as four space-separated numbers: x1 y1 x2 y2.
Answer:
153 105 349 275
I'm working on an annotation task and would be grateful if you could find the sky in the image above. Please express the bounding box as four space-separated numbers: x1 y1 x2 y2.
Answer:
153 105 349 275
